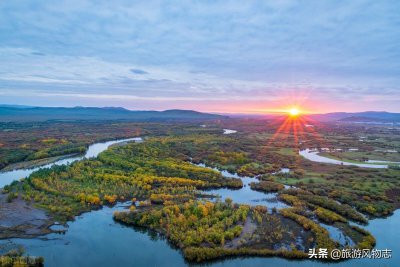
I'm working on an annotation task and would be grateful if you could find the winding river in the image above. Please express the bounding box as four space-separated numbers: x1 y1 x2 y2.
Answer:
299 149 396 169
0 136 398 266
196 163 289 210
0 137 142 188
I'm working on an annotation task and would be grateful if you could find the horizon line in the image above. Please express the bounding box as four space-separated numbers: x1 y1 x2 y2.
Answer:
0 103 395 115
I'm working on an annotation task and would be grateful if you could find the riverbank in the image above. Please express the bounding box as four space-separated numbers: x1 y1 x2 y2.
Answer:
0 192 53 239
299 149 389 168
0 153 81 172
0 137 143 240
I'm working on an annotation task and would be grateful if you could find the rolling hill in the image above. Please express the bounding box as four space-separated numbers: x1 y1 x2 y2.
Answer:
0 105 226 122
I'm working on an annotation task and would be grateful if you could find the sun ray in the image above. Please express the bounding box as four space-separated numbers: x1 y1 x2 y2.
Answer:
299 115 327 148
266 106 327 163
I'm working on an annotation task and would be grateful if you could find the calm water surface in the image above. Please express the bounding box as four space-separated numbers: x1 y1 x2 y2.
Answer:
197 163 289 210
299 149 389 169
2 207 397 267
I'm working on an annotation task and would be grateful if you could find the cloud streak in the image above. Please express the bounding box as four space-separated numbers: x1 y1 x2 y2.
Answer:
0 0 399 112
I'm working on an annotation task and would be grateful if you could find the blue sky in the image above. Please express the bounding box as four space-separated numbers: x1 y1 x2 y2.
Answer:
0 0 399 113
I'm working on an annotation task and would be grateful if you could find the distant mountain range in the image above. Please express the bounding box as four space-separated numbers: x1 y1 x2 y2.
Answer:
307 111 400 123
225 111 400 123
0 105 226 122
1 105 399 123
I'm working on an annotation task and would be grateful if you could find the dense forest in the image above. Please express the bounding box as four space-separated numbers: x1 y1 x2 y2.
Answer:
0 121 224 170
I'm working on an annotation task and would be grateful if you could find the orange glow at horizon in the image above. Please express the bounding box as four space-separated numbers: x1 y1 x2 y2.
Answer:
266 104 327 151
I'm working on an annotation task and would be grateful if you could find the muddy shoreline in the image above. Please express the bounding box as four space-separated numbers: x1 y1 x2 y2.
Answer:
0 137 143 240
0 191 55 239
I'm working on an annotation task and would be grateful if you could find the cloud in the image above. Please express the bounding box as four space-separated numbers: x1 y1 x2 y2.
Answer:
0 0 399 112
130 69 148 75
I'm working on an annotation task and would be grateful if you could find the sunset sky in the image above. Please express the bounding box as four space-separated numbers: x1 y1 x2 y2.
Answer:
0 0 399 113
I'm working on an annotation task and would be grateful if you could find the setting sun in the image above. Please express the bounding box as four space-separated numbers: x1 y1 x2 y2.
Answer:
288 108 300 116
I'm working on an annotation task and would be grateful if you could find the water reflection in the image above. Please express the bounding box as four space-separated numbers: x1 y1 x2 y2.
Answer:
223 129 237 134
195 163 289 210
2 207 397 267
299 149 389 169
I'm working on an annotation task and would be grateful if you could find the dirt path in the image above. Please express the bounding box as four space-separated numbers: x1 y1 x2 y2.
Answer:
224 216 257 248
